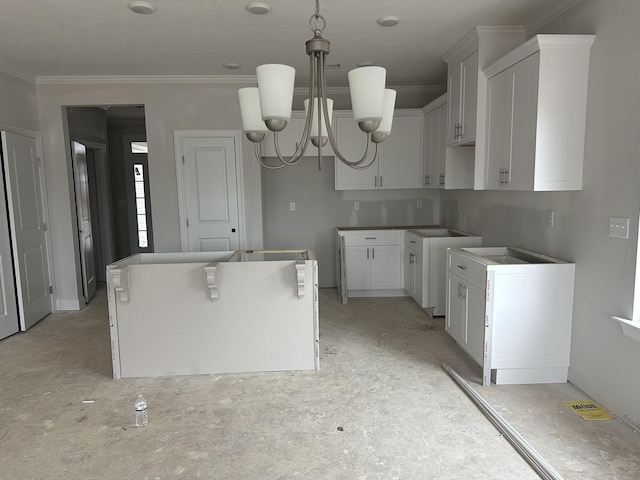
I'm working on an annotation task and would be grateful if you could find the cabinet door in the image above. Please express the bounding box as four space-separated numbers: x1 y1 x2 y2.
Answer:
459 51 478 144
421 111 435 187
465 282 486 366
447 63 462 146
405 249 416 297
446 272 466 346
435 105 447 188
379 115 422 189
414 250 425 306
344 245 371 290
370 245 404 290
334 117 379 190
484 67 514 189
507 54 539 190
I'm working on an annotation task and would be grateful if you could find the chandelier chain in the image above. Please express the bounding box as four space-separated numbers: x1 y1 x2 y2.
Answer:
309 0 325 34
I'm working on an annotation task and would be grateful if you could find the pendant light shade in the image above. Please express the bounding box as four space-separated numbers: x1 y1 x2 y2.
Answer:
238 87 268 133
375 89 397 136
348 66 386 123
256 64 295 122
304 97 334 143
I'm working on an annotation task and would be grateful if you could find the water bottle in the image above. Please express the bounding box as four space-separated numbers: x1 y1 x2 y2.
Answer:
135 394 148 427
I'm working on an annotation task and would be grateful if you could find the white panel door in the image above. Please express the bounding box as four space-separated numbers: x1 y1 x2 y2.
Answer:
71 141 97 302
176 132 241 252
0 152 19 340
1 131 52 330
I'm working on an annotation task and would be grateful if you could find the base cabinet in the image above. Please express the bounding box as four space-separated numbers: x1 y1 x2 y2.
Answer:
446 247 575 386
339 230 405 298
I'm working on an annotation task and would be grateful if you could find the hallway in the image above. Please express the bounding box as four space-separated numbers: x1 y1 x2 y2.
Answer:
1 287 639 479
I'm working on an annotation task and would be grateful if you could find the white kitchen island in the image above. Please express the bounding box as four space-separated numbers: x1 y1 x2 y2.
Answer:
106 250 319 379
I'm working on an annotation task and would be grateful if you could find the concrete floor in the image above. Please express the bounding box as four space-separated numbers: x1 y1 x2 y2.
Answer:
1 287 639 479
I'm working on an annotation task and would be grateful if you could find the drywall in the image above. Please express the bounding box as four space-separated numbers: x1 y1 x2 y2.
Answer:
0 72 38 130
441 0 640 426
36 81 264 308
261 156 439 287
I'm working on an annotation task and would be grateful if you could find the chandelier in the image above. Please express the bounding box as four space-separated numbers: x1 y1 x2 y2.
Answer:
238 0 396 170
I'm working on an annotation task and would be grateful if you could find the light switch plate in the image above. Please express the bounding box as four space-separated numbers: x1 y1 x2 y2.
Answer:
609 216 629 238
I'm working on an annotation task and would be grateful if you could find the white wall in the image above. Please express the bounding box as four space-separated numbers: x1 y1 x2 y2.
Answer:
441 0 640 426
0 72 38 130
36 82 264 309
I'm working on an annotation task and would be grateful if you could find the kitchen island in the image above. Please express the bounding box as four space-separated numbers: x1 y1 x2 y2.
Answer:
106 250 319 379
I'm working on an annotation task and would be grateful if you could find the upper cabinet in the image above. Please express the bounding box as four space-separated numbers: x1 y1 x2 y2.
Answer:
422 95 447 189
335 110 423 190
442 27 527 148
446 51 478 146
480 35 595 191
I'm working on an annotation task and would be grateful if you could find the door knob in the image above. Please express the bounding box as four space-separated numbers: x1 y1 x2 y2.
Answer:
231 228 236 233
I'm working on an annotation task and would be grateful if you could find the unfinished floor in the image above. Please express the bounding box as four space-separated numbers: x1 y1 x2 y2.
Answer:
1 286 639 479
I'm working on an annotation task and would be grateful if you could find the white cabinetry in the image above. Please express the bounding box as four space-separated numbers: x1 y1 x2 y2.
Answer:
446 51 478 146
446 247 575 386
481 35 595 191
405 228 482 315
335 111 423 190
442 27 526 148
422 98 446 189
338 230 405 299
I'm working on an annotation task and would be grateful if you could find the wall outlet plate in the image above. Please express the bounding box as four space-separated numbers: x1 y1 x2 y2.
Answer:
609 216 629 238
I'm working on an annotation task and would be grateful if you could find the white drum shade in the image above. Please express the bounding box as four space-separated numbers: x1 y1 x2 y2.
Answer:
348 66 386 122
238 88 268 133
304 97 334 140
256 64 295 121
375 89 397 135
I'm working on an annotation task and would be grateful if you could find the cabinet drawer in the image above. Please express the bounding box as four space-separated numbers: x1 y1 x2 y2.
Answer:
448 249 486 287
341 230 404 246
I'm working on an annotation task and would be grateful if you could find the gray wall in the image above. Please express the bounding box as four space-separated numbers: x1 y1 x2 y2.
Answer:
441 0 640 427
261 156 440 287
0 71 38 130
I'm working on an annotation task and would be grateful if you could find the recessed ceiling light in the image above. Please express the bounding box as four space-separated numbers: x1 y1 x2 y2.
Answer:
223 62 242 70
377 16 401 27
246 2 272 15
128 1 156 14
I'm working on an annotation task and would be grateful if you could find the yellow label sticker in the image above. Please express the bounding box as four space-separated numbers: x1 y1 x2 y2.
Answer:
564 400 613 420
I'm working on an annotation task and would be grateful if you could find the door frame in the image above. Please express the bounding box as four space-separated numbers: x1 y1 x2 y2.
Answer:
0 124 56 318
173 130 246 251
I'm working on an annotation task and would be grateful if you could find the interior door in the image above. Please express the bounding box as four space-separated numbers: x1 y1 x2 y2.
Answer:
1 131 52 330
176 132 242 252
0 148 19 340
71 141 97 303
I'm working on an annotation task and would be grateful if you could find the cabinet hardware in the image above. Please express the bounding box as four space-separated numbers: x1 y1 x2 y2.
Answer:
439 173 445 186
379 176 383 188
365 237 376 240
366 248 369 260
503 169 509 184
372 247 375 259
409 240 416 244
374 176 378 188
457 265 467 270
425 174 431 186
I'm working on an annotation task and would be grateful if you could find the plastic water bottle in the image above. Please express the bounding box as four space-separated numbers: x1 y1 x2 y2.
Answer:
135 394 148 427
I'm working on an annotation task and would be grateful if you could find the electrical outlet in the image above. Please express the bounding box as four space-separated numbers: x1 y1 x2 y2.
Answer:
609 216 629 238
354 201 359 210
289 202 295 212
417 199 423 209
546 209 555 227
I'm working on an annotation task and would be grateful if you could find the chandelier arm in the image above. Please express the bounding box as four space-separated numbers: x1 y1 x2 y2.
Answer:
270 52 319 166
318 53 373 167
348 142 379 170
254 142 289 170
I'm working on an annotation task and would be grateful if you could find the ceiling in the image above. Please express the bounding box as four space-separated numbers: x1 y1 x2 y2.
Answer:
0 0 580 90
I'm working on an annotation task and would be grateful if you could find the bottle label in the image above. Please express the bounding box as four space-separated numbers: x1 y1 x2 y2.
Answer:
135 406 147 412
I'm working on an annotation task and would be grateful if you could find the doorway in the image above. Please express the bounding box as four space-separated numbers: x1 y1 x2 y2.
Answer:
66 105 150 305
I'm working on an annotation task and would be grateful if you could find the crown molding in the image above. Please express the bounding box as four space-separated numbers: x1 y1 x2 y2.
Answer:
36 74 257 86
0 64 36 84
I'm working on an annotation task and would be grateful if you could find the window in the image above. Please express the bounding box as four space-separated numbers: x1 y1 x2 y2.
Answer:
131 142 149 249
